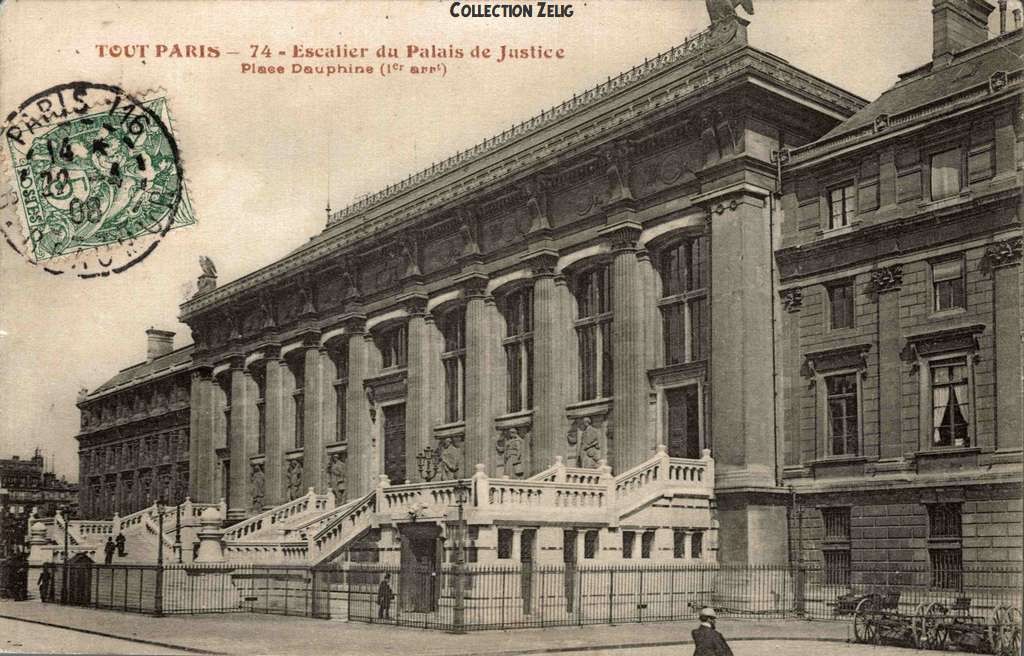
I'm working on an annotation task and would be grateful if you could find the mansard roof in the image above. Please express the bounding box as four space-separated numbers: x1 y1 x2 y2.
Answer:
791 29 1022 165
87 344 194 401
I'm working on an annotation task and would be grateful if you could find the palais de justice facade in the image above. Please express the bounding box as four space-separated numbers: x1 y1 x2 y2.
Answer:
75 1 1021 572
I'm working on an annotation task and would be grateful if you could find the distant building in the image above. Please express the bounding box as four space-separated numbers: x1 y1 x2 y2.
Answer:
75 330 192 519
0 449 77 555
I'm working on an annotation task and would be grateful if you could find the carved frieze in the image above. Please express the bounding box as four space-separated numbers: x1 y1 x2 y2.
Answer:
980 237 1022 274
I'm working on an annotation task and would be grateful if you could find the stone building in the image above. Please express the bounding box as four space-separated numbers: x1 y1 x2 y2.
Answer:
72 0 1021 578
777 0 1022 582
0 449 78 519
76 330 192 519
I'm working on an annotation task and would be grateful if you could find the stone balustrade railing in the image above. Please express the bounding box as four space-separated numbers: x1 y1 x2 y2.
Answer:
310 491 377 563
380 480 467 517
224 541 310 564
223 488 330 542
70 521 114 537
482 479 608 510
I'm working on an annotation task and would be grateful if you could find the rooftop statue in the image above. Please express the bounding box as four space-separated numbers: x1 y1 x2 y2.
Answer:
197 256 218 294
706 0 753 25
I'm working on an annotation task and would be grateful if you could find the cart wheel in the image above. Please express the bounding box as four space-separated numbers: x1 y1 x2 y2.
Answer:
914 602 947 650
991 606 1022 656
854 597 879 644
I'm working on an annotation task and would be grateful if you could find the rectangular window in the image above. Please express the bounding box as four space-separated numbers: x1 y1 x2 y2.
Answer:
928 503 963 589
826 373 859 456
502 287 534 413
640 531 654 559
334 382 347 443
440 308 467 423
622 530 636 559
497 528 513 559
931 359 970 447
829 282 854 330
660 236 709 365
293 391 305 449
823 507 851 540
256 400 266 454
673 529 686 559
691 532 703 559
932 258 965 312
584 530 599 559
930 147 962 200
379 324 408 369
575 267 613 401
824 550 852 586
828 183 856 229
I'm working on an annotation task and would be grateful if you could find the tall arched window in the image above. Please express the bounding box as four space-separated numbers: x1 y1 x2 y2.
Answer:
440 307 466 423
574 266 613 401
659 235 708 365
502 287 534 413
329 346 349 443
253 368 266 454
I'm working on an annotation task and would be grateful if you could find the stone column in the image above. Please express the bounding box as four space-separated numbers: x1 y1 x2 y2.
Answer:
703 187 787 565
526 251 564 471
404 297 431 483
990 240 1022 450
263 350 284 508
303 343 325 493
463 275 498 475
605 222 649 472
227 361 249 522
344 318 371 497
188 367 216 503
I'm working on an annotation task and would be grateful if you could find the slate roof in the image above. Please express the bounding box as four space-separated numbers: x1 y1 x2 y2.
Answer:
89 344 194 399
821 29 1022 141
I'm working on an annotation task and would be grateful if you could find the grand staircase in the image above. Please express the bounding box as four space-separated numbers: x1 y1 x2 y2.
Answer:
30 447 713 567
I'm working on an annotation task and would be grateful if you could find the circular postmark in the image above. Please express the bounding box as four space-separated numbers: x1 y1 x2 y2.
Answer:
0 82 187 277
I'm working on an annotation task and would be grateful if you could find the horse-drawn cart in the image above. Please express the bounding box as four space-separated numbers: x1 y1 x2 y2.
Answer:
851 593 1021 655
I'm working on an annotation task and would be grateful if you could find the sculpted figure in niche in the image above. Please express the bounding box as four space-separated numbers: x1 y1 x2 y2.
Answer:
250 464 265 510
567 417 602 468
440 436 462 480
326 453 347 502
496 428 527 478
286 460 304 500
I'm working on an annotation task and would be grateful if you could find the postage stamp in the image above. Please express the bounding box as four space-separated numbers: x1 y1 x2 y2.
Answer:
0 82 195 277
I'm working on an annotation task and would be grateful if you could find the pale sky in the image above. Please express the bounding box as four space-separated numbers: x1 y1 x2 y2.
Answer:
0 0 1017 481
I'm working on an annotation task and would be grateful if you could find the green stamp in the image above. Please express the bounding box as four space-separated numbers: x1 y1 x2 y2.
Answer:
1 82 194 277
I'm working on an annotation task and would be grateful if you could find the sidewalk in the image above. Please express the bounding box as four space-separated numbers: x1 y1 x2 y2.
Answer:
0 600 853 656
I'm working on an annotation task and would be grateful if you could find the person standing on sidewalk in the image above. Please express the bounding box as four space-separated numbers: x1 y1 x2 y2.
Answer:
115 533 126 557
37 565 53 602
377 573 394 620
103 537 115 565
692 607 733 656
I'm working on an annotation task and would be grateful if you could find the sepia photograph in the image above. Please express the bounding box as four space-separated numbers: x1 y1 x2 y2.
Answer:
0 0 1020 654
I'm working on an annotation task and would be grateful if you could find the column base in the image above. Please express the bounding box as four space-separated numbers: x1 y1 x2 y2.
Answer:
715 489 790 566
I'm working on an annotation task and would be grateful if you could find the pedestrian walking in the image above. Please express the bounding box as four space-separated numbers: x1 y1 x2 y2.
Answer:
115 532 126 557
692 607 733 656
377 573 394 619
103 537 115 565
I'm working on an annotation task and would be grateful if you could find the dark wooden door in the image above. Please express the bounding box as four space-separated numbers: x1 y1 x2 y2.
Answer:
399 524 439 613
563 530 577 613
383 404 406 484
521 529 535 614
666 386 701 459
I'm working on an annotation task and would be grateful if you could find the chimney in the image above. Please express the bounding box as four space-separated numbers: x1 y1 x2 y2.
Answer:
933 0 995 62
146 327 175 361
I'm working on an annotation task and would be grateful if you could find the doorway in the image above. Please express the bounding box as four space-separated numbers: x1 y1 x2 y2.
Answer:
666 385 701 459
383 404 406 484
399 523 440 613
520 528 536 615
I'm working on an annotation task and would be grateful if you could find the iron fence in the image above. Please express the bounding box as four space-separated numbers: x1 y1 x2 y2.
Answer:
39 561 1023 631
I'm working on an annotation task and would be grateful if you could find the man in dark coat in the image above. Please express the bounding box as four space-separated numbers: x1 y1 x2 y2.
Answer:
692 607 733 656
115 533 126 557
103 537 115 565
38 565 53 602
376 573 394 619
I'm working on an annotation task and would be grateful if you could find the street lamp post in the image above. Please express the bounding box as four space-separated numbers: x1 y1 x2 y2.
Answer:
61 506 69 603
154 498 165 617
451 479 472 635
175 502 182 564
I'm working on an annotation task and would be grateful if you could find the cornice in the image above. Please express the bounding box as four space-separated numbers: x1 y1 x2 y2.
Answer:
180 43 862 322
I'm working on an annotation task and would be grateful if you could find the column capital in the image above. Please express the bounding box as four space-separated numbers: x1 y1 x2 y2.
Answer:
190 363 214 380
341 314 367 335
454 272 489 299
981 236 1022 274
399 294 429 317
692 182 772 212
779 288 803 313
599 221 643 253
867 265 903 294
522 249 559 278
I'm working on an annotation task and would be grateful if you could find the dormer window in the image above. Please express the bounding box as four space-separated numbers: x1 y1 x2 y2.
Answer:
828 182 856 229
